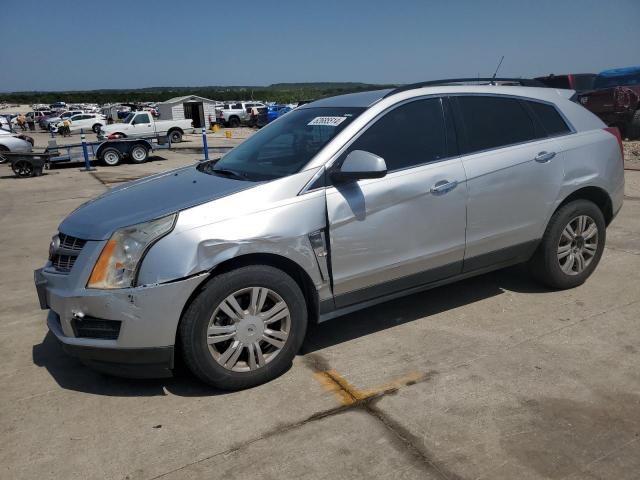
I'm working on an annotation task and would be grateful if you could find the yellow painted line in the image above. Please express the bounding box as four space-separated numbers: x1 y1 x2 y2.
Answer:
314 369 428 406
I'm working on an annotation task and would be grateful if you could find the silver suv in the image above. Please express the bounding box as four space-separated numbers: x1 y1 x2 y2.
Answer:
35 81 625 389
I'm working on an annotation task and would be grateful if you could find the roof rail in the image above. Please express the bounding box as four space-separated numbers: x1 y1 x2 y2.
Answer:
383 77 546 98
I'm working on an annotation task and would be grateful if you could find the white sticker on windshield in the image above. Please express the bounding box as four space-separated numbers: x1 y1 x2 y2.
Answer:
307 116 347 127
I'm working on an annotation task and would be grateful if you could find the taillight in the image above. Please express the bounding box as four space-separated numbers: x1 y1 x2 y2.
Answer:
604 127 624 162
107 133 121 140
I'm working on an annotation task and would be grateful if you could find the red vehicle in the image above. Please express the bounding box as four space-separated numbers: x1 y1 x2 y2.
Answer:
535 73 596 93
577 66 640 139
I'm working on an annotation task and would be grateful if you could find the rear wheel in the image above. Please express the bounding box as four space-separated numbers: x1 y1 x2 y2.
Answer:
179 265 307 390
129 144 148 163
530 199 606 289
228 117 240 128
92 123 102 133
169 129 183 143
101 147 122 166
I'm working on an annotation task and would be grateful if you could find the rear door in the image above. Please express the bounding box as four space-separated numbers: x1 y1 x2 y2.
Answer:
450 95 566 271
327 97 467 307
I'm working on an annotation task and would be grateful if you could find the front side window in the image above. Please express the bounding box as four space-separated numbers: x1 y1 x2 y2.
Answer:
203 107 363 181
455 96 537 153
341 98 447 172
133 114 150 124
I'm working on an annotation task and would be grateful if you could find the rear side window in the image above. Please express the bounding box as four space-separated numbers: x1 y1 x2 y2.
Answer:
527 101 571 136
344 98 447 172
455 96 536 153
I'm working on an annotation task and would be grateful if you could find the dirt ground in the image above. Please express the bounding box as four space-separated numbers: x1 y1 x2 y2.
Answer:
623 140 640 166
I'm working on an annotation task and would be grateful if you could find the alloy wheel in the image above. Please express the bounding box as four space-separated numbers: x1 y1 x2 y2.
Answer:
557 215 598 275
206 287 291 372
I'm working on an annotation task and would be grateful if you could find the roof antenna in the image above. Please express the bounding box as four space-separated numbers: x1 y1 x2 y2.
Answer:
491 55 504 84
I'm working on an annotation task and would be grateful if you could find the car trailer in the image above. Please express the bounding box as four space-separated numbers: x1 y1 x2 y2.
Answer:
5 136 174 178
45 136 173 167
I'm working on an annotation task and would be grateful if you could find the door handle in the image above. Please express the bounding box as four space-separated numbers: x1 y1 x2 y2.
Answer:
534 151 556 163
430 180 458 194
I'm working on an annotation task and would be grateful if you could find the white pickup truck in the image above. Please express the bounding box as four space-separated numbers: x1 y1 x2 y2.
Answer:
98 112 194 143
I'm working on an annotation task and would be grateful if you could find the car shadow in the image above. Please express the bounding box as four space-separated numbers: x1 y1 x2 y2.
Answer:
32 332 226 398
32 265 549 397
301 264 550 354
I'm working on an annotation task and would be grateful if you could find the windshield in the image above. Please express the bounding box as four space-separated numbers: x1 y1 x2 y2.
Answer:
594 73 640 89
123 112 135 123
206 107 364 181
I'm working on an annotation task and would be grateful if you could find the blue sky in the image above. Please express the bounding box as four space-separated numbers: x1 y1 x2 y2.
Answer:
1 0 638 92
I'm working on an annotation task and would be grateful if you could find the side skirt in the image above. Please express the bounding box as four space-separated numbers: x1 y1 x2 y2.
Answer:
319 239 539 323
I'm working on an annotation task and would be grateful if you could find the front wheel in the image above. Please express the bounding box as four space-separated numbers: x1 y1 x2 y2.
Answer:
179 265 308 390
530 199 606 289
101 147 122 166
0 146 8 164
92 123 102 133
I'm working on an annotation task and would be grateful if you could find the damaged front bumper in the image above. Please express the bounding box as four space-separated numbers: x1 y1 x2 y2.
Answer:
35 267 207 378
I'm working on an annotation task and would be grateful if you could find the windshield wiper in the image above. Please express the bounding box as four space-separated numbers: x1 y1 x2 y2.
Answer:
211 167 250 181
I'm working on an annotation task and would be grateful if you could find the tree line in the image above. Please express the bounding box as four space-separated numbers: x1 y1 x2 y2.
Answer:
0 83 395 105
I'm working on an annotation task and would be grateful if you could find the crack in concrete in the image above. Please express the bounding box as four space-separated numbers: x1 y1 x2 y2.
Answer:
366 399 465 480
145 358 442 480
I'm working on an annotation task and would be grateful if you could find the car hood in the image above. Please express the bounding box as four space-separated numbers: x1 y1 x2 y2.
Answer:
59 164 259 240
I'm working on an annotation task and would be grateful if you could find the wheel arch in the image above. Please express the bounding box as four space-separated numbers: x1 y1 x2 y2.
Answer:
177 252 320 335
167 126 184 134
555 186 614 226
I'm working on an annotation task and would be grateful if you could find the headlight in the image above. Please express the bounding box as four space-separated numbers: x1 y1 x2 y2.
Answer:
87 214 176 289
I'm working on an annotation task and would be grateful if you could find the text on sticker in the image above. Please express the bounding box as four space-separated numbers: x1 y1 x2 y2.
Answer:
307 116 347 126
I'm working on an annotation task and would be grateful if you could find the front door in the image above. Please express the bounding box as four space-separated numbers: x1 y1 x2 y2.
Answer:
132 113 153 136
327 98 468 308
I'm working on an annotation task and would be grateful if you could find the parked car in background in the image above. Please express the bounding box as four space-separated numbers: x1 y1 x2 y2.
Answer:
577 66 640 139
267 104 292 123
98 111 194 142
40 110 83 130
216 101 266 127
58 113 107 133
27 111 53 122
535 73 596 93
35 81 624 389
0 128 33 163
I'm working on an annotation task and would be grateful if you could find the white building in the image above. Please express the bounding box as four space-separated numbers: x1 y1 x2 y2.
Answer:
157 95 218 129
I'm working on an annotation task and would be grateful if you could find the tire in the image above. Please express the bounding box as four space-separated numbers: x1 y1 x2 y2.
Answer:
129 144 148 163
169 129 183 143
101 147 122 166
0 146 8 164
529 199 606 289
11 159 34 177
92 123 102 133
179 265 308 390
228 117 240 128
627 109 640 140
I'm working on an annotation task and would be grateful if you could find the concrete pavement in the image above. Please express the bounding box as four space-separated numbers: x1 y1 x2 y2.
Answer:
0 154 638 479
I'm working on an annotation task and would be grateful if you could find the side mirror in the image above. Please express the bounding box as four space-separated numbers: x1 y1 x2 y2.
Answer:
330 150 387 183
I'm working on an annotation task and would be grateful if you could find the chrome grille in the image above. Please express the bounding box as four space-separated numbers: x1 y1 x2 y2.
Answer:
59 233 86 251
50 233 86 273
